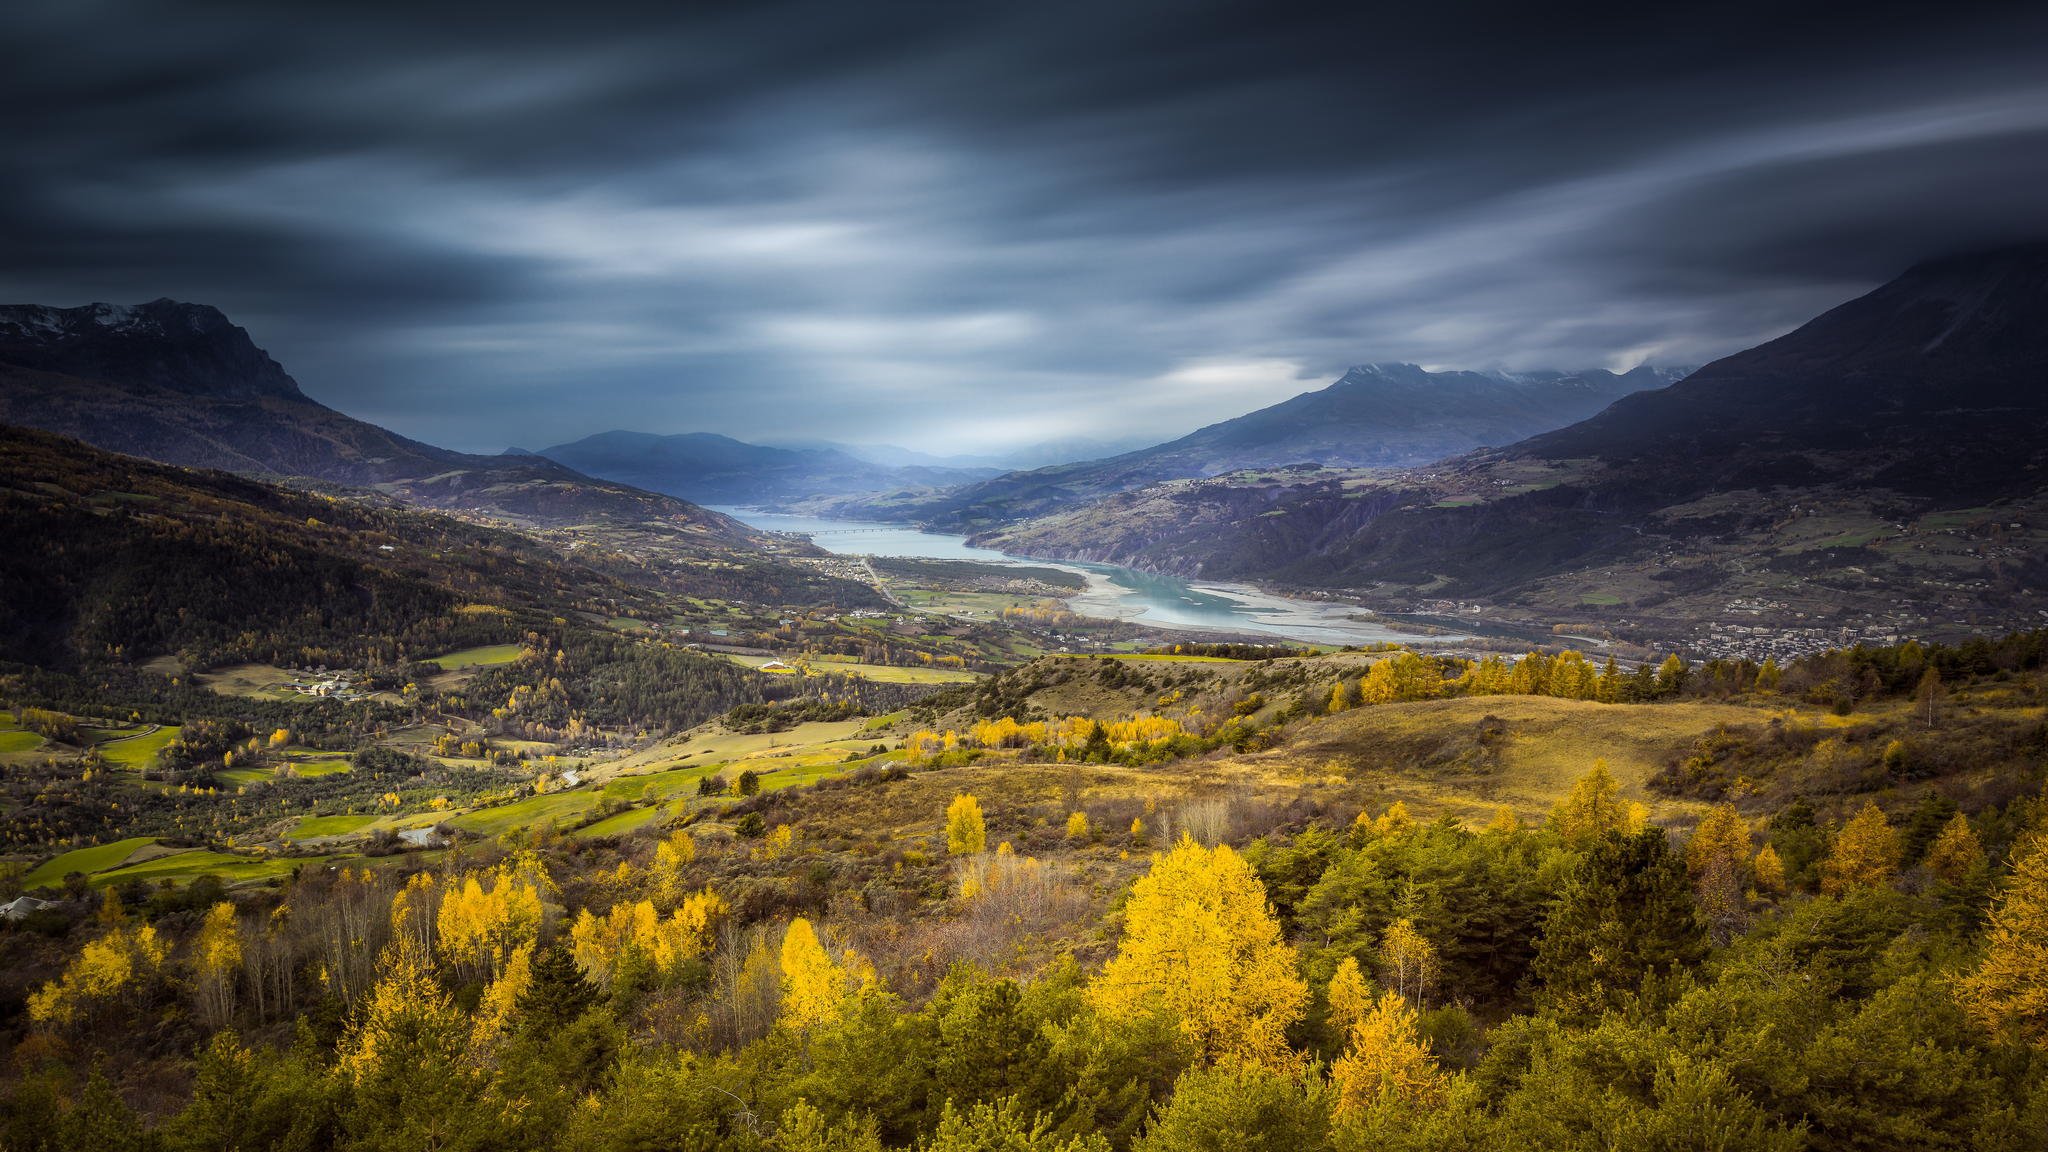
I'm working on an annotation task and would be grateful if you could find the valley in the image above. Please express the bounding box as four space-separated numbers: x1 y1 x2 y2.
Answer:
3 253 2047 1152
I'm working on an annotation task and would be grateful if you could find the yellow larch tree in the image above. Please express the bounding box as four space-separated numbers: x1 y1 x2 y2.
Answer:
469 940 535 1056
339 947 470 1087
1326 955 1373 1037
1686 804 1751 942
1551 761 1626 844
1753 843 1788 896
946 794 987 855
1820 801 1901 894
1923 812 1986 885
1958 834 2048 1048
1088 836 1307 1069
1331 990 1447 1119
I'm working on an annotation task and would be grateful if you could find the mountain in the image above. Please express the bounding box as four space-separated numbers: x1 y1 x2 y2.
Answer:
981 245 2048 654
0 423 651 668
528 430 998 505
806 436 1157 472
846 362 1686 531
0 299 754 537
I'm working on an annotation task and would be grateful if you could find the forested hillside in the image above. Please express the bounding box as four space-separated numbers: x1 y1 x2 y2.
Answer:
3 632 2045 1150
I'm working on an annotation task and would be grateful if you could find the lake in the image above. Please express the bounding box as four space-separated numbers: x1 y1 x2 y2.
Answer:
712 508 1446 647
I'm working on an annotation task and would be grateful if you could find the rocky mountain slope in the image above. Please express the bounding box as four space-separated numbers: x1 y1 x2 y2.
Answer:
0 299 754 537
982 245 2048 654
838 363 1685 531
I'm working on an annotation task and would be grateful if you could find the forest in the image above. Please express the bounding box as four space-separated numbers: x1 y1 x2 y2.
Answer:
1 633 2045 1152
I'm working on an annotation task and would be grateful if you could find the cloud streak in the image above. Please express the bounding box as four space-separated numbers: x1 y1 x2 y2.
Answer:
3 0 2047 454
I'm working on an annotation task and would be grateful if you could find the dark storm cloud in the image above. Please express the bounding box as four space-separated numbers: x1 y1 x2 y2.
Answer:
4 0 2047 453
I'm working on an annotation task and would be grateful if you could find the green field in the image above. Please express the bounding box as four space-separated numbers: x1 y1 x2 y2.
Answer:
427 643 525 670
725 653 978 684
444 789 599 835
24 837 157 889
0 729 41 753
572 806 665 839
95 725 181 769
284 753 352 777
94 849 306 887
1104 653 1246 664
290 813 376 839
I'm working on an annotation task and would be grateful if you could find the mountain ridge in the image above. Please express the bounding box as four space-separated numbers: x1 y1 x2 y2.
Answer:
838 361 1689 531
0 298 758 538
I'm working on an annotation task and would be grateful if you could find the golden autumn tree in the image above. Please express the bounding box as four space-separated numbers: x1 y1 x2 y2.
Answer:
570 888 727 990
190 901 242 1030
1821 801 1901 894
1326 955 1373 1037
1551 761 1627 844
1088 836 1307 1068
1753 843 1788 896
1331 990 1446 1119
1378 918 1440 1005
27 922 168 1028
469 940 535 1056
780 917 852 1030
1958 834 2048 1048
437 852 553 980
946 794 988 855
1686 804 1750 942
1924 812 1986 885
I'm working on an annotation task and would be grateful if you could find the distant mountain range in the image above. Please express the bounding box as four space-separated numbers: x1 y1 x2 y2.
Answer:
836 362 1689 531
981 244 2048 650
773 436 1155 473
521 431 1001 506
0 299 754 540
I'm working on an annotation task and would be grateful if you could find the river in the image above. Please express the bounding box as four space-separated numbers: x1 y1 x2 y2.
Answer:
712 508 1448 647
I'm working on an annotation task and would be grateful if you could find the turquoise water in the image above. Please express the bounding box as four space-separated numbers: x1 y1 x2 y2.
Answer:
713 507 1434 646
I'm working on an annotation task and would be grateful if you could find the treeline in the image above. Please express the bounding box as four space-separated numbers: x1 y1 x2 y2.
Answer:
1139 643 1316 660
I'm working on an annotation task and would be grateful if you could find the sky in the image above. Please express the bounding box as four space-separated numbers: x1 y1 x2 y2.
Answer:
4 0 2048 456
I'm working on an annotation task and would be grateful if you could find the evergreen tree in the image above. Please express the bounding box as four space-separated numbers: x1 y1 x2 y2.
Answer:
1531 829 1706 1017
517 939 602 1033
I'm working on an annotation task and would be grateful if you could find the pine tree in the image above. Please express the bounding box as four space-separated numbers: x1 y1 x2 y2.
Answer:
517 940 602 1034
1089 837 1307 1068
1820 801 1901 894
947 794 988 856
1958 834 2048 1048
1532 829 1706 1017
